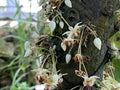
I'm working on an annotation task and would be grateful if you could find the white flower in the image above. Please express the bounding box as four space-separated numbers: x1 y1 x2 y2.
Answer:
74 22 83 29
93 37 102 50
45 73 64 87
50 73 65 86
66 53 71 64
82 76 99 87
64 0 72 8
63 22 83 38
35 84 45 90
61 42 67 51
68 22 83 31
52 74 62 85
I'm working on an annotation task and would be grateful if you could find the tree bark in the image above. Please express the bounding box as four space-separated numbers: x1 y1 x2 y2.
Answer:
52 0 120 89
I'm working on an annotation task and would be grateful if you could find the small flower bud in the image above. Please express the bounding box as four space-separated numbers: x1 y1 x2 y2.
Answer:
75 70 87 77
66 54 71 64
64 0 72 8
93 37 102 50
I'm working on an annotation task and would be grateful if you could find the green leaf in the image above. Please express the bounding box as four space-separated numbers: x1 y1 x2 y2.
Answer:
20 62 29 71
113 58 120 82
17 82 30 90
110 31 120 49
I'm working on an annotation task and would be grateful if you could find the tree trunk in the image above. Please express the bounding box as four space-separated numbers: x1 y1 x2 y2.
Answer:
52 0 120 89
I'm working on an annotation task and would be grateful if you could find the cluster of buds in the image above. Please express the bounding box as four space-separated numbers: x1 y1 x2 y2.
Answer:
41 0 63 18
61 26 80 51
105 65 115 75
103 65 115 80
60 23 84 64
61 22 83 49
101 75 120 90
35 68 64 90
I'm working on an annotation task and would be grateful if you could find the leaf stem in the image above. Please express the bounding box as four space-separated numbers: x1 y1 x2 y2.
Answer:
40 55 50 68
86 25 97 38
78 30 84 54
56 10 71 27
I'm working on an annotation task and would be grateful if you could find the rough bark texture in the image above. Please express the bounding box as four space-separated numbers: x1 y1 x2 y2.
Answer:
52 0 120 89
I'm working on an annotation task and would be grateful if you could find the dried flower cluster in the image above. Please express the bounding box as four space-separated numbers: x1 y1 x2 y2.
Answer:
35 68 64 90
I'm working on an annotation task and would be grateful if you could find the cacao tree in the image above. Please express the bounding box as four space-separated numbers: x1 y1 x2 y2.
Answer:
36 0 120 90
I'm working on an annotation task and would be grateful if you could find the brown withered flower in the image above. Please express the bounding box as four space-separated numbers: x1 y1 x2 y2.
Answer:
36 72 49 84
49 0 62 7
62 38 74 47
74 54 83 62
42 3 47 9
105 65 115 74
35 68 49 84
103 71 110 78
75 70 87 77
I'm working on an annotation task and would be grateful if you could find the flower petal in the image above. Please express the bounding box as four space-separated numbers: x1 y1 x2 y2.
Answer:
35 84 45 90
68 26 74 31
52 74 59 85
74 22 83 29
